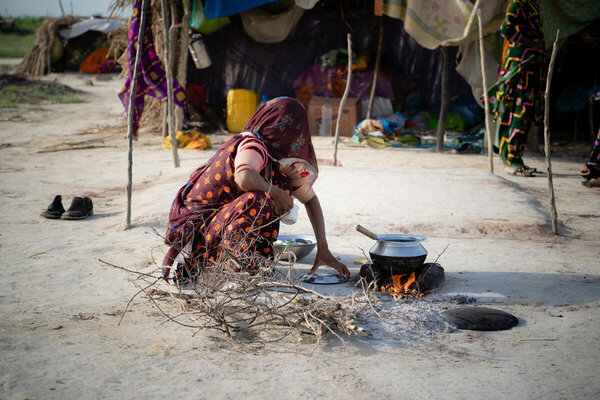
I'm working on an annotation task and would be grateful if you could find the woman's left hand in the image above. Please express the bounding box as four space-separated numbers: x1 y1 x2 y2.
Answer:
309 248 350 278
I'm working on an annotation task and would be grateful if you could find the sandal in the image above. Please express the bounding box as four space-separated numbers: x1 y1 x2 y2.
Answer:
522 165 540 174
504 165 534 177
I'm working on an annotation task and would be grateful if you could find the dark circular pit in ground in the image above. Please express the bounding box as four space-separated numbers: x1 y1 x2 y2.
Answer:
441 306 519 331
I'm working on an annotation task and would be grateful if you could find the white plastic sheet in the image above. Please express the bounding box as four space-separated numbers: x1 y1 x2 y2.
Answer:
295 0 320 9
59 18 125 40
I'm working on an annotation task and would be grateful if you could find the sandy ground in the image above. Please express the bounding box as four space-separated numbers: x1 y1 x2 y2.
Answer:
0 69 599 400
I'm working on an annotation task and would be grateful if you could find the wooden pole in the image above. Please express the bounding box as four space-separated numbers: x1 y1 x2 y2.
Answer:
366 18 383 119
544 30 560 235
477 9 494 174
162 0 180 168
333 34 353 167
162 102 168 138
589 96 595 144
175 0 191 133
125 0 149 230
435 46 450 152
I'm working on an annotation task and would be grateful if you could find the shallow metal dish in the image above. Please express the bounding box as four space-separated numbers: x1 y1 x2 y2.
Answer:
273 234 317 262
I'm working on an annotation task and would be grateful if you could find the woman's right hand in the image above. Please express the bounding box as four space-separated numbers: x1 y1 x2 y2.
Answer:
269 186 293 216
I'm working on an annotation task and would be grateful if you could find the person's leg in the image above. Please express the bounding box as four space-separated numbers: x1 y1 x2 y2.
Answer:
203 190 279 271
500 85 534 175
580 128 600 183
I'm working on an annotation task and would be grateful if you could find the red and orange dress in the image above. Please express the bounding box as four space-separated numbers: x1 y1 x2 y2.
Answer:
162 97 318 281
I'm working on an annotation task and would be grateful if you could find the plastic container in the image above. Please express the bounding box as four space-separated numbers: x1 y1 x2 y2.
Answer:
226 89 259 132
281 203 299 225
319 100 332 136
188 34 211 69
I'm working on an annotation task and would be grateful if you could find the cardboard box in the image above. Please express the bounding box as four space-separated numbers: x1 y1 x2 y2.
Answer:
307 97 361 137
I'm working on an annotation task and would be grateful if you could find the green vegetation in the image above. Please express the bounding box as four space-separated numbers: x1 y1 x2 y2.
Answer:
0 17 46 58
0 76 83 108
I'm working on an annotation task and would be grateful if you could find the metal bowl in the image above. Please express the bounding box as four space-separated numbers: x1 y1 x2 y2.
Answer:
273 234 317 262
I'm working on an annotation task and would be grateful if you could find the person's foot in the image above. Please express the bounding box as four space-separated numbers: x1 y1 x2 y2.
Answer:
582 179 600 188
40 195 65 219
504 165 533 177
62 197 93 220
580 163 600 182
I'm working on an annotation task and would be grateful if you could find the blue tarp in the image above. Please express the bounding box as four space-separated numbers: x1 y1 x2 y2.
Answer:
204 0 279 19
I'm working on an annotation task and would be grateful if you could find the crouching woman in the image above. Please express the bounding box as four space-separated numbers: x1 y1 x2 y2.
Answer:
162 97 349 282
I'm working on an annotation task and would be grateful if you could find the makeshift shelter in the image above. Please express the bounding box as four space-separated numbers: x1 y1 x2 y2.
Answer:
188 1 476 118
16 16 126 76
109 0 598 144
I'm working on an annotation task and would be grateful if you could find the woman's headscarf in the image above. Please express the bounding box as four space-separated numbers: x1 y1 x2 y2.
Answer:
243 97 318 183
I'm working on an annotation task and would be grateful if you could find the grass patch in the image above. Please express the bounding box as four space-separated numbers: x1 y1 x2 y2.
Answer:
53 95 83 104
0 95 18 108
0 17 46 58
0 74 84 108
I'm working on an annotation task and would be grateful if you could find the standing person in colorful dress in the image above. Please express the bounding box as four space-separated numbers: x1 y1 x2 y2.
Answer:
579 88 600 187
487 0 544 176
580 129 600 187
162 97 349 282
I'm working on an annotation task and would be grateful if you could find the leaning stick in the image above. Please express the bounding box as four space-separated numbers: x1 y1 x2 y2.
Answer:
366 19 383 119
125 0 149 230
477 9 494 174
161 0 180 168
544 30 560 235
435 46 450 153
162 102 168 138
175 0 192 133
589 95 595 143
333 33 353 167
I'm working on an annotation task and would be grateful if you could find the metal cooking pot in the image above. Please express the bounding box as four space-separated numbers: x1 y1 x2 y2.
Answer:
368 234 427 275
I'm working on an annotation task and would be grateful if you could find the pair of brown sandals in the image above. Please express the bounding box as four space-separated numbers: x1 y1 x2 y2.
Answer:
504 165 541 177
40 195 94 220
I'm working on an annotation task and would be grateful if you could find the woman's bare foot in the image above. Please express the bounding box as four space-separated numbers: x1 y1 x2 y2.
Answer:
582 179 600 188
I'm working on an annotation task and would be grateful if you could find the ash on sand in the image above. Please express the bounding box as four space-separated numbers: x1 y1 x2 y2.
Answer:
356 297 456 343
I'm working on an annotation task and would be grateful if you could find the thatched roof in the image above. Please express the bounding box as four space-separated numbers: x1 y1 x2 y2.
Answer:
15 16 80 77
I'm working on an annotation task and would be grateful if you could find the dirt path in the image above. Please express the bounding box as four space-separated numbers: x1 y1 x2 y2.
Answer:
0 71 598 400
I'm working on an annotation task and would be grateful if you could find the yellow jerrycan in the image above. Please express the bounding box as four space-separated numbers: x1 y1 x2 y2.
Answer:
226 89 259 132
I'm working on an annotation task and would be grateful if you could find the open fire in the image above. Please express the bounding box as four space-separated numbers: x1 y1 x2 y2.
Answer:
380 272 424 298
360 262 445 298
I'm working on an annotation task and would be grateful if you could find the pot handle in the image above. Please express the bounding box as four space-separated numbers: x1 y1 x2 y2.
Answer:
356 225 378 240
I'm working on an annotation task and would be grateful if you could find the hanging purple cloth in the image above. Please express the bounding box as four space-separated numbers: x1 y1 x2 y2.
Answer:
118 0 186 136
204 0 279 19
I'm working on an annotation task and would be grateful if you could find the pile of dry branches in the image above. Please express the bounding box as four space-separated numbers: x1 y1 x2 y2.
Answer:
102 259 375 345
101 227 381 345
16 16 80 77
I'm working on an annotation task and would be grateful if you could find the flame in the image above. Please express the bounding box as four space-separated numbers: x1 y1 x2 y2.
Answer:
380 272 423 298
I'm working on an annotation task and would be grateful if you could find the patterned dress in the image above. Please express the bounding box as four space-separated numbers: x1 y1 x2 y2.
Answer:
162 97 317 281
162 134 292 280
580 130 600 182
580 89 600 182
488 0 544 167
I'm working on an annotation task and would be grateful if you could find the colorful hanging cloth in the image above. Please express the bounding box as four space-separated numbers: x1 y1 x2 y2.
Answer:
118 0 186 136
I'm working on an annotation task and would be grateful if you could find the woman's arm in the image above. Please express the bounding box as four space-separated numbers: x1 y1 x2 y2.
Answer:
234 168 293 216
305 195 350 278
